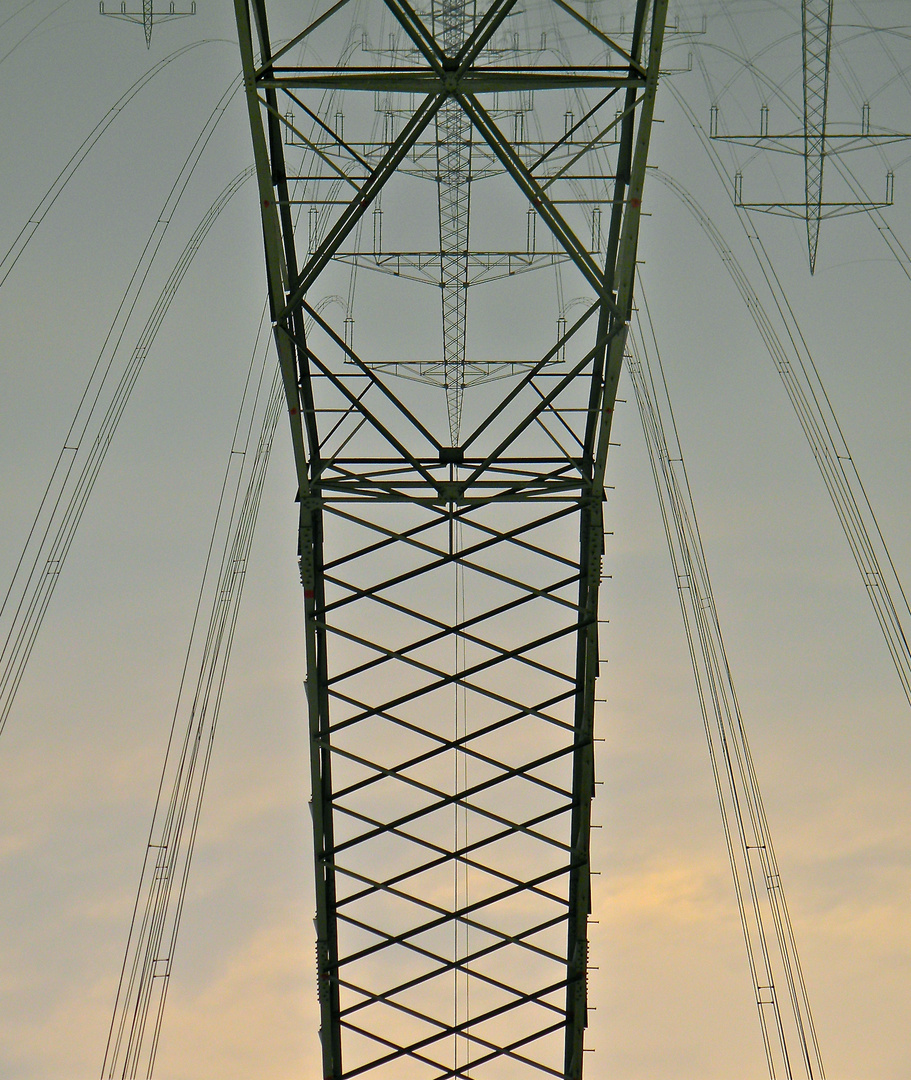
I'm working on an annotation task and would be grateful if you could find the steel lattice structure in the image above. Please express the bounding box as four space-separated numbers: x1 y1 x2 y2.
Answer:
99 1 197 49
801 0 833 271
708 1 907 273
234 1 667 1077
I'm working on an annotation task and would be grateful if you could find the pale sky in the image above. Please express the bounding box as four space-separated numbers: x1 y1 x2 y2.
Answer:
1 2 910 1080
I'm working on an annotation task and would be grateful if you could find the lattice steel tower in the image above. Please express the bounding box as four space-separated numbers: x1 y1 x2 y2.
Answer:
234 1 668 1077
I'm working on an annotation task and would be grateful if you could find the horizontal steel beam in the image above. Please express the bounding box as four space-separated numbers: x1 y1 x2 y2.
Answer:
259 69 645 92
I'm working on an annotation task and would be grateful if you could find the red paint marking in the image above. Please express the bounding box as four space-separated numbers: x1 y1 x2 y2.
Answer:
305 589 315 599
630 197 641 208
263 198 270 207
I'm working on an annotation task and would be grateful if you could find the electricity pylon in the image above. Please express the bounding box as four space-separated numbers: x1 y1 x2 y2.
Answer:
707 1 909 273
234 1 667 1077
99 0 197 49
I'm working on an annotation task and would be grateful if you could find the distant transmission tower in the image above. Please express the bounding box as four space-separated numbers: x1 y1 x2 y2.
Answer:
99 0 197 49
708 0 910 272
234 0 668 1077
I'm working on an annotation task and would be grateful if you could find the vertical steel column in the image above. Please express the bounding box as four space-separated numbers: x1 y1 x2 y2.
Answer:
802 0 834 272
433 0 474 443
566 5 666 1072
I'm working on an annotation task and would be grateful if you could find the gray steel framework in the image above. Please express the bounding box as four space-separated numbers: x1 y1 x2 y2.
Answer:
234 2 667 1077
